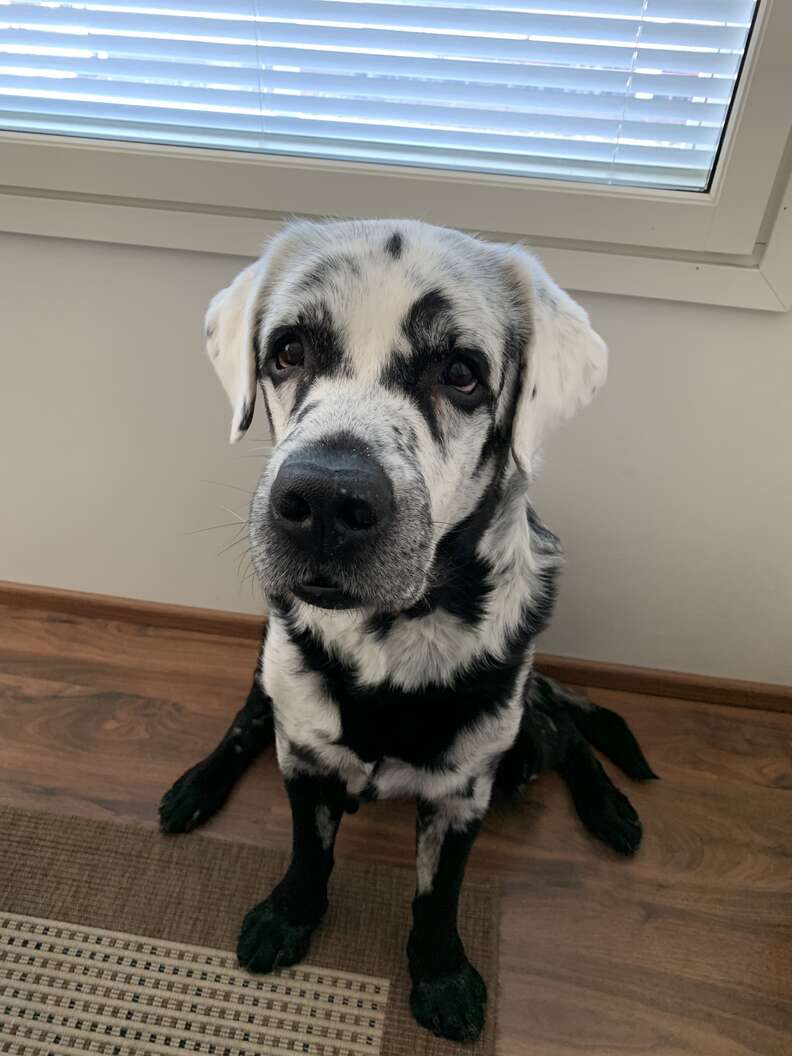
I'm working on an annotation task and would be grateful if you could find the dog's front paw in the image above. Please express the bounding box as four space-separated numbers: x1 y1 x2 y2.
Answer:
159 762 231 834
237 898 318 973
410 959 487 1042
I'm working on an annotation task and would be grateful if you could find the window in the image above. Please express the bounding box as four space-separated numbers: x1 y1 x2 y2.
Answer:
0 1 759 192
0 1 789 311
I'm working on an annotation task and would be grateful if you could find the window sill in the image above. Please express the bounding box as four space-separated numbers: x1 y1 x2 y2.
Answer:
1 174 789 312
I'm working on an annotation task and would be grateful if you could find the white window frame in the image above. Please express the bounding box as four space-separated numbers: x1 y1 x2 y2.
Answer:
1 0 790 310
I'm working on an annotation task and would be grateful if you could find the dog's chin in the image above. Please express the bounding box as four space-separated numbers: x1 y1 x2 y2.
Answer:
291 579 362 611
282 573 428 615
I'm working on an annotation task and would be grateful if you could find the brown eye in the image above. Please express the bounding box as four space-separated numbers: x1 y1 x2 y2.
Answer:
443 359 478 394
275 335 305 371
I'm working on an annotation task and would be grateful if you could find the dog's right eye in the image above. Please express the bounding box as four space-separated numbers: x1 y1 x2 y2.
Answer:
274 334 305 372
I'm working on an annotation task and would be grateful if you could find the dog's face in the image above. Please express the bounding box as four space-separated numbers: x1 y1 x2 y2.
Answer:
206 220 606 612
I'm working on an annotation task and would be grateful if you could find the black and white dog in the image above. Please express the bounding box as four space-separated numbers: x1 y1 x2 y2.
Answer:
160 220 655 1043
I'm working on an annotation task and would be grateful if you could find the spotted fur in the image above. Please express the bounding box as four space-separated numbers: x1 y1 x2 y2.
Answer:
165 219 642 1044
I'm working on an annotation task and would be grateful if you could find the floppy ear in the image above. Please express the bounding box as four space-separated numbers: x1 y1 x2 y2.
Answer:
204 260 264 444
507 248 608 468
205 226 308 443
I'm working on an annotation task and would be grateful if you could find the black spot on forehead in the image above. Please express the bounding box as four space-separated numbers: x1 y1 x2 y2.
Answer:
384 231 403 259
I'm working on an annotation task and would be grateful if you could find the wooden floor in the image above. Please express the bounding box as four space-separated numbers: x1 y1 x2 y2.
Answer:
0 599 790 1055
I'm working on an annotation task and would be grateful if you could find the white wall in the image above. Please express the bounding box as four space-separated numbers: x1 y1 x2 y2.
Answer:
1 231 790 685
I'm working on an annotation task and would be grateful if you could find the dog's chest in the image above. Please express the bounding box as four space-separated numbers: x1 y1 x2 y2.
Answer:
262 609 528 800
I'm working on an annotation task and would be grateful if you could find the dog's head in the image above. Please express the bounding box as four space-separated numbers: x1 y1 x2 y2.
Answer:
206 220 606 612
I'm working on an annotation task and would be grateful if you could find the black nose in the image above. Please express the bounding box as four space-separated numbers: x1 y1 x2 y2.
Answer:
271 447 393 557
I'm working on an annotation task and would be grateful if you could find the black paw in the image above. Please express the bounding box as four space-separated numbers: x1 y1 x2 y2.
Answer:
237 898 318 974
158 762 232 834
410 960 487 1042
576 780 643 855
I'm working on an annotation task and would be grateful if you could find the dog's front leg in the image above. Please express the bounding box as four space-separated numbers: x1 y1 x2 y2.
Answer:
159 672 274 833
408 797 488 1042
237 770 346 973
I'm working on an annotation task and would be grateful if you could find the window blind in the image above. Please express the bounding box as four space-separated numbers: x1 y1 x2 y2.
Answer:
0 1 759 191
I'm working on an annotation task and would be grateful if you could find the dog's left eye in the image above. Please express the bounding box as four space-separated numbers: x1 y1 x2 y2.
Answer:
443 359 478 394
274 334 305 371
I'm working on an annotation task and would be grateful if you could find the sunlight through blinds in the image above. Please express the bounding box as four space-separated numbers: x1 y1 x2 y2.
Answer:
0 1 760 190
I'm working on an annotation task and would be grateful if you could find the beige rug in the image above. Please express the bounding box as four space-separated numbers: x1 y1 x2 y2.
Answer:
0 807 499 1055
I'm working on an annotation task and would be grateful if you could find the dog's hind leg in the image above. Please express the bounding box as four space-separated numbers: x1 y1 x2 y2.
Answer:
159 632 274 834
557 739 643 855
496 673 656 855
533 673 658 780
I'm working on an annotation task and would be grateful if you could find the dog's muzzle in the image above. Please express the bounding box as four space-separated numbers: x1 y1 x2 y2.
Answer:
269 446 394 609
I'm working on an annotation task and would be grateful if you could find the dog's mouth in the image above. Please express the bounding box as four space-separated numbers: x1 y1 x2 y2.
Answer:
292 576 362 610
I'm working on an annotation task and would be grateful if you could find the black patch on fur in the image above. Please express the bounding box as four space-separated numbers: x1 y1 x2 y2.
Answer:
276 580 555 768
237 397 255 433
405 500 493 626
403 289 454 352
263 301 349 414
292 399 318 428
366 612 397 640
298 301 347 389
264 302 347 388
297 254 361 292
385 231 403 259
288 739 323 770
260 384 276 437
381 288 456 443
473 322 526 478
253 310 265 370
406 464 528 627
474 420 509 477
